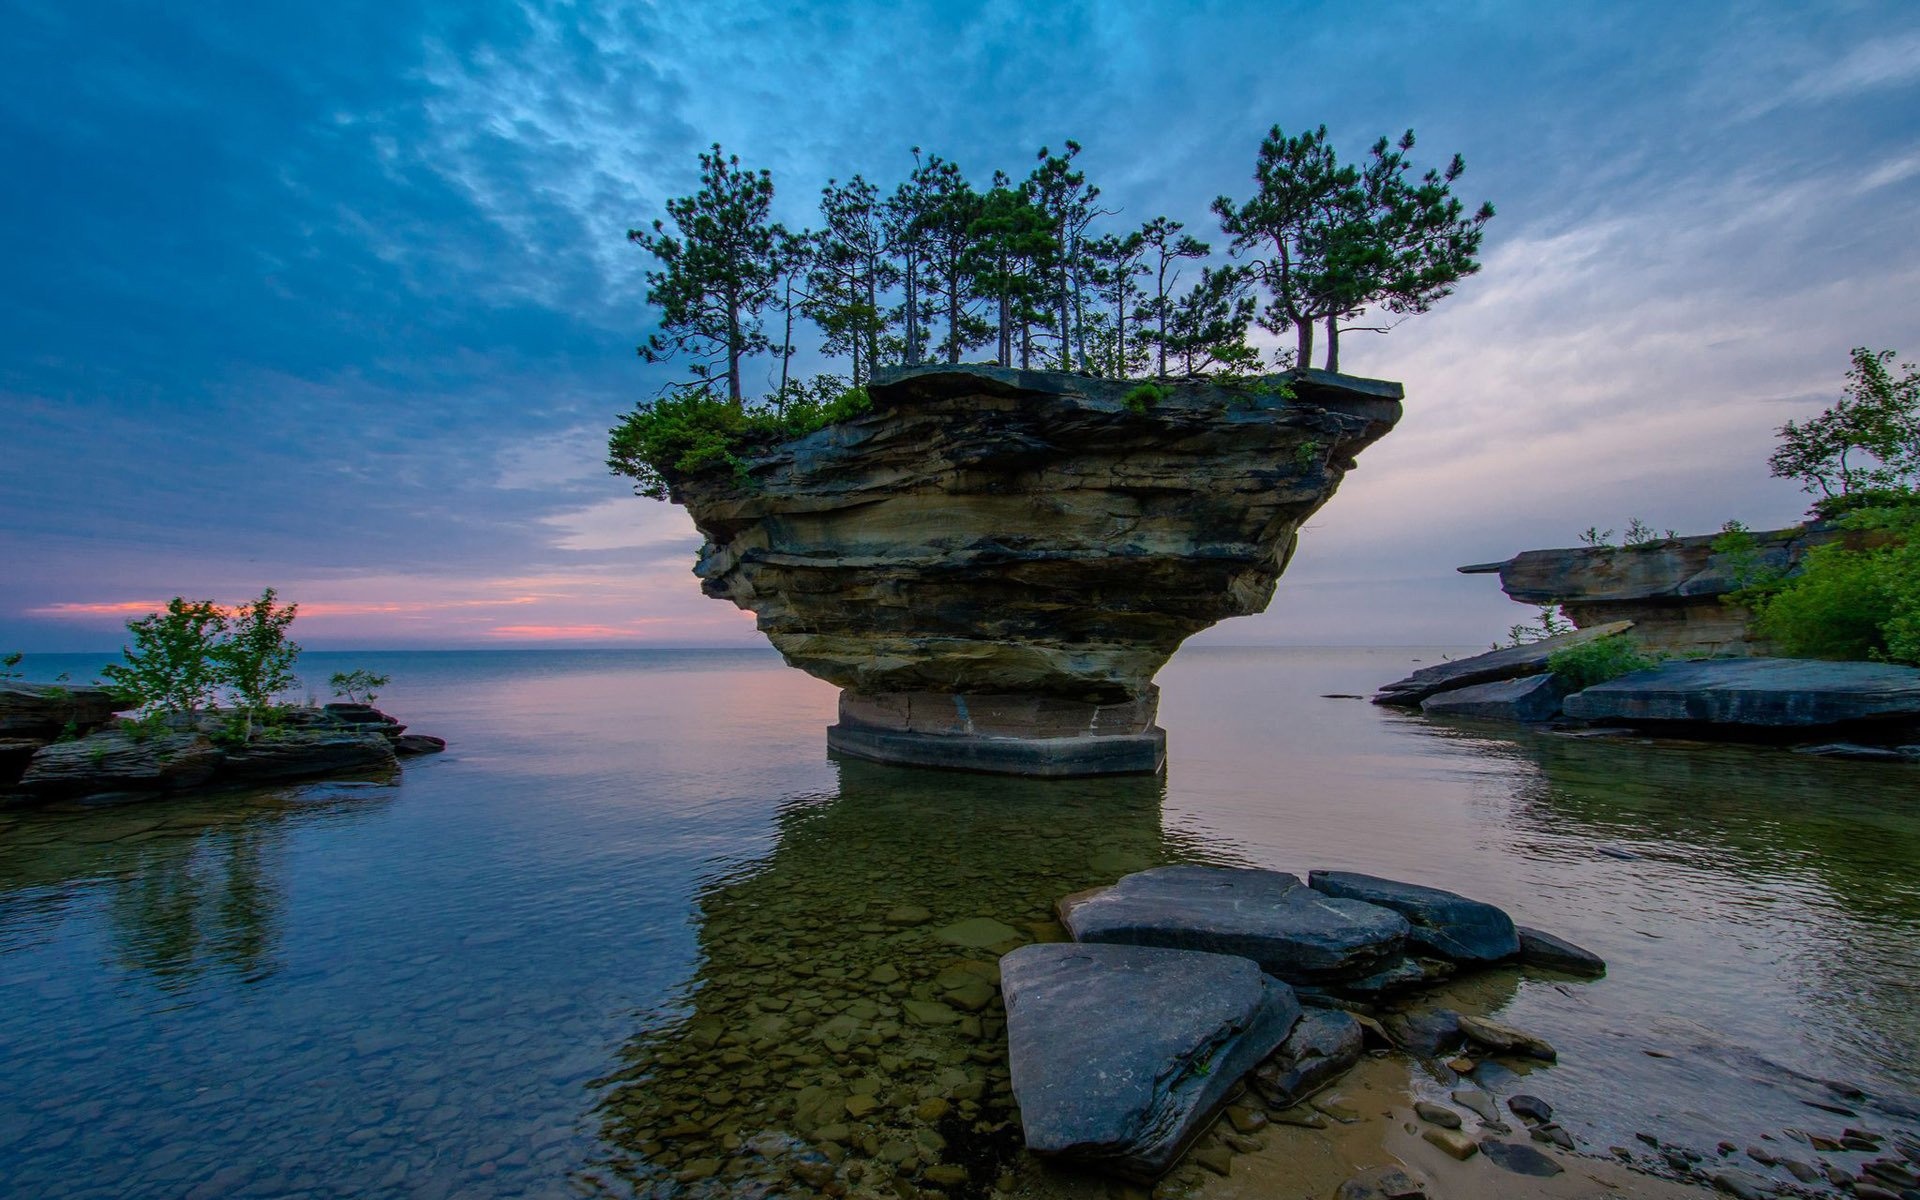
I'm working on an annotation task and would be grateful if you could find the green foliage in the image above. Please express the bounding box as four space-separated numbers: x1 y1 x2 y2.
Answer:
1 651 20 680
1710 519 1789 599
1622 518 1676 549
1749 498 1920 664
1548 636 1661 690
215 588 301 724
1577 526 1614 549
1501 606 1571 649
329 669 391 705
1770 347 1919 503
1810 486 1915 521
1122 382 1169 414
1293 439 1322 471
101 598 229 714
609 376 874 499
54 720 80 744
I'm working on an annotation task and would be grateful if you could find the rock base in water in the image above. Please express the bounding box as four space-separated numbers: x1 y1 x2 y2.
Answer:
827 688 1165 777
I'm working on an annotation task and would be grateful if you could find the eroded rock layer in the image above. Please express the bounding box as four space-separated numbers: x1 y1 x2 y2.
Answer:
673 365 1402 701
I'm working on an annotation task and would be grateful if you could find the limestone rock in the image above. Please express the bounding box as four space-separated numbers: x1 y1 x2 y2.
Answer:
0 682 122 738
222 730 397 782
1000 942 1301 1181
1059 865 1408 983
669 365 1401 703
1372 624 1633 708
1516 926 1606 977
1420 674 1569 723
392 734 447 756
1307 872 1519 964
1480 1140 1564 1177
1249 1008 1364 1108
19 731 224 796
1561 657 1920 727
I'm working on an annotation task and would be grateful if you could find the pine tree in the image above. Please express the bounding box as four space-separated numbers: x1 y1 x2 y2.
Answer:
629 145 782 404
1027 142 1106 370
807 176 895 386
1088 231 1148 377
915 158 993 364
883 150 940 366
1134 217 1210 378
1169 266 1259 376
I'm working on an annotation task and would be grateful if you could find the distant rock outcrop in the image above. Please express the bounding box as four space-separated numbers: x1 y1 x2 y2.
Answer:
666 364 1403 774
1458 524 1847 657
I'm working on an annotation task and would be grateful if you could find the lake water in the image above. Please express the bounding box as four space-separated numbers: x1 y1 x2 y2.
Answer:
1 646 1916 1199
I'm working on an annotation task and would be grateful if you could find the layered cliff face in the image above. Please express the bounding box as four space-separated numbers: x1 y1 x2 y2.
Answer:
670 364 1402 703
1459 523 1843 657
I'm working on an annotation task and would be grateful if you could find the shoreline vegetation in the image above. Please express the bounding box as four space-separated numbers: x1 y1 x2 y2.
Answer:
0 595 442 806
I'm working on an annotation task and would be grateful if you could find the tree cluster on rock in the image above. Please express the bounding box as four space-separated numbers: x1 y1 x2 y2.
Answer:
626 128 1493 403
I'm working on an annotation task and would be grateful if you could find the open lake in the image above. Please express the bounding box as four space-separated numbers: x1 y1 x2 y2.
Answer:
2 646 1916 1199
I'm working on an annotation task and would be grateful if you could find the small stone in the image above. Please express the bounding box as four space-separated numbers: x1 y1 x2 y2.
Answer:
1864 1160 1920 1189
1337 1165 1428 1199
1781 1160 1821 1184
792 1161 836 1187
1532 1124 1575 1151
1270 1105 1329 1129
676 1158 722 1182
923 1164 968 1187
902 1000 960 1027
933 917 1021 949
1413 1101 1461 1129
869 964 901 984
1709 1169 1775 1199
1457 1014 1556 1062
943 979 995 1012
1508 1094 1552 1124
914 1099 950 1122
1312 1094 1363 1123
1480 1140 1564 1177
1422 1128 1478 1160
844 1095 878 1118
1746 1145 1775 1166
1445 1057 1476 1074
1450 1088 1500 1125
1225 1105 1267 1133
1190 1147 1232 1176
1849 1185 1899 1200
1222 1133 1262 1154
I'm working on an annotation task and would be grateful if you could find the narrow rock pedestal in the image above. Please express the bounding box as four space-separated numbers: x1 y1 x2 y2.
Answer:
826 688 1166 776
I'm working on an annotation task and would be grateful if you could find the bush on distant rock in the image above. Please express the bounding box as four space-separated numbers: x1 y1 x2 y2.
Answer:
1547 635 1661 690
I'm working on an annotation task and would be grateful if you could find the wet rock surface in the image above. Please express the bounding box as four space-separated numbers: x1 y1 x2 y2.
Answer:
1419 673 1570 723
1371 623 1633 707
1249 1008 1366 1108
1058 865 1410 984
1308 871 1521 964
0 682 121 738
1516 926 1607 977
1562 657 1920 728
1000 942 1301 1180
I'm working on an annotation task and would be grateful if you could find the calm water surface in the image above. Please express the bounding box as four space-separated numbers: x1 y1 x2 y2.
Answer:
1 647 1916 1199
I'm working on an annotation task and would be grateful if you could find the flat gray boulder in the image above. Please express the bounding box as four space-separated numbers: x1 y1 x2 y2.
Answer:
1372 623 1633 707
1561 657 1920 727
0 682 122 738
1060 865 1408 983
1308 871 1518 963
1516 926 1606 977
1001 942 1301 1180
19 731 224 796
1421 674 1569 723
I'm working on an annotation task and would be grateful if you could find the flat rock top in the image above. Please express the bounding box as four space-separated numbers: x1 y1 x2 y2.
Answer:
1059 865 1408 981
1372 623 1633 707
1563 656 1920 725
1000 942 1300 1162
1307 871 1519 963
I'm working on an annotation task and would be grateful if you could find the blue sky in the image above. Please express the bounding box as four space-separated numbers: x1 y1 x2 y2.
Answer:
4 0 1917 651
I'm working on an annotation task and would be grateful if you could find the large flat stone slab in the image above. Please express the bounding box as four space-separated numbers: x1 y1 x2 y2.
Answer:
0 683 122 738
1001 942 1301 1180
1059 866 1408 983
1307 871 1518 964
1420 674 1568 723
1561 657 1920 727
1372 623 1633 708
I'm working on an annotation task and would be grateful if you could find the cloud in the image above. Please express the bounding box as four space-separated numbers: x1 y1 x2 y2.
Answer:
539 496 701 553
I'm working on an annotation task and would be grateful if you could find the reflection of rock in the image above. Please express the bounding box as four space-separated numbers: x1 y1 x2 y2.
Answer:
1059 866 1409 984
1001 942 1300 1180
589 760 1207 1197
1561 657 1920 729
670 364 1401 773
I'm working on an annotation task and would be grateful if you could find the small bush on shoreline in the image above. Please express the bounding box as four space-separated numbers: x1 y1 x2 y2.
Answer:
608 376 872 500
1548 637 1661 690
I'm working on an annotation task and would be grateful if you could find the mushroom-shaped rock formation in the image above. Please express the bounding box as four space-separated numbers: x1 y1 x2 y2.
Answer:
668 364 1403 775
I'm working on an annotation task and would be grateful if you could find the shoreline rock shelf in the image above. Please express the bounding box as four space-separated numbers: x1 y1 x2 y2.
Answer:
664 363 1404 776
0 684 445 806
1002 864 1605 1181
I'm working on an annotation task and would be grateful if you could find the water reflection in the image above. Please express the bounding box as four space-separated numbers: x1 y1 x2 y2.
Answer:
584 760 1227 1199
0 783 393 991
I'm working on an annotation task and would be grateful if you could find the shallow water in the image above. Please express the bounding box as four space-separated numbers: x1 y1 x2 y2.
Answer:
1 646 1916 1198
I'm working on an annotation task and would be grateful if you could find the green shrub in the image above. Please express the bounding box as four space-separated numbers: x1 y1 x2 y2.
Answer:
1548 636 1661 689
1750 499 1920 663
1121 382 1169 413
607 376 873 500
1 651 20 680
1810 486 1916 521
329 669 390 705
